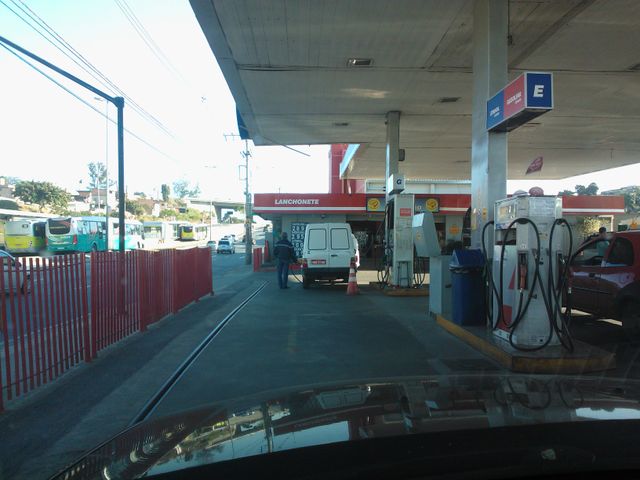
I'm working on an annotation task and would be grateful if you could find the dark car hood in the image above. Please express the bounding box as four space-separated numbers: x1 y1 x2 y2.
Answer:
54 374 640 479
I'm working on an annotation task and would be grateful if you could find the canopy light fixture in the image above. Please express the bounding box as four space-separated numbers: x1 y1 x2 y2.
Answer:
333 122 350 127
438 96 460 103
347 58 372 67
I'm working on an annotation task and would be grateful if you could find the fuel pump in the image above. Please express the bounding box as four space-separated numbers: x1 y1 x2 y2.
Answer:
384 193 415 288
486 194 574 351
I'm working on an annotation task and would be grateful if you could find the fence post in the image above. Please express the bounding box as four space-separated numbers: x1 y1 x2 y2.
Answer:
209 247 214 295
90 251 97 359
0 258 7 411
193 249 199 303
172 249 178 314
82 253 91 362
138 251 147 332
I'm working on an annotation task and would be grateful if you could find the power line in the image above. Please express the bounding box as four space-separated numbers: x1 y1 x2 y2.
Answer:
113 0 183 80
0 42 177 162
4 0 175 138
12 0 174 137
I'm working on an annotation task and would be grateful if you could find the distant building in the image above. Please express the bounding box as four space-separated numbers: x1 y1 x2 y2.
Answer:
0 177 14 199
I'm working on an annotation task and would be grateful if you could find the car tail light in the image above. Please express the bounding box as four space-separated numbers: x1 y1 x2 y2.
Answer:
73 234 78 245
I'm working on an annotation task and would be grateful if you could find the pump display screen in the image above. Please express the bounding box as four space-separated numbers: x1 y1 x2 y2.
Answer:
496 203 517 228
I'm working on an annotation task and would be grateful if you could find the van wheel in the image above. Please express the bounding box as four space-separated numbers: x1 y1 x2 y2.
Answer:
622 300 640 340
91 243 98 252
302 275 311 289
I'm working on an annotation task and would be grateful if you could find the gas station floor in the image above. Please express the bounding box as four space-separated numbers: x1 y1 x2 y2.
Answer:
149 271 502 418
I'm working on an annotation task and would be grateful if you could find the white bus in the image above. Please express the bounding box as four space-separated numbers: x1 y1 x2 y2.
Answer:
143 221 174 248
110 218 144 250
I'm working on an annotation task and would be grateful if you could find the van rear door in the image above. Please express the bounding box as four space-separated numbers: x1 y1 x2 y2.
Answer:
306 226 329 269
329 226 352 269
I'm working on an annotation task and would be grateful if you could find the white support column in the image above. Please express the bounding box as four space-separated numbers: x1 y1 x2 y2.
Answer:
384 111 414 287
470 0 508 249
385 111 401 189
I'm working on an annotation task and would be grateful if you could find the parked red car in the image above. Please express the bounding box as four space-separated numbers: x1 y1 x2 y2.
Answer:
570 231 640 333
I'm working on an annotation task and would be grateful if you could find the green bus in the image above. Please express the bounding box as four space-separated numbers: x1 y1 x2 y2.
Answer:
46 216 144 253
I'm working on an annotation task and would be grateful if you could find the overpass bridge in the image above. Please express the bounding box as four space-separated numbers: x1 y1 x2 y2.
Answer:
186 198 246 222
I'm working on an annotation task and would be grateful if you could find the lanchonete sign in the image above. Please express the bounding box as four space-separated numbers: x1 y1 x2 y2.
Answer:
275 199 320 205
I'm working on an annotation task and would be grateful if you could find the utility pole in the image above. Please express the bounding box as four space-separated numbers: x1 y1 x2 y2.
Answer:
95 96 110 249
204 165 217 241
242 139 253 265
224 133 253 265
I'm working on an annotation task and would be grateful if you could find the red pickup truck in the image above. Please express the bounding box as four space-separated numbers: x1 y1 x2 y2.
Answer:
570 231 640 334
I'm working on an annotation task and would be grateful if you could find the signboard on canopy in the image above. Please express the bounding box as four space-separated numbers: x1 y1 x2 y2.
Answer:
487 72 553 132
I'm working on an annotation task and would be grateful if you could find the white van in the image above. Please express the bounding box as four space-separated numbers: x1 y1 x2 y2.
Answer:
301 223 357 288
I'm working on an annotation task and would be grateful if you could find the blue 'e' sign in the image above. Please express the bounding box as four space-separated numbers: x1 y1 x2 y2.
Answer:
526 73 552 109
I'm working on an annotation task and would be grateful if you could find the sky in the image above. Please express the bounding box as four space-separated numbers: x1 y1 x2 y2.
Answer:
0 0 329 202
0 1 638 201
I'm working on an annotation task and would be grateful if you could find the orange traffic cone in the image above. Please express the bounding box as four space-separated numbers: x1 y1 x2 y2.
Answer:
346 262 359 295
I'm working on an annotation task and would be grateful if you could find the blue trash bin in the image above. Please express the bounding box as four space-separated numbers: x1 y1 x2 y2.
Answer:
449 249 486 326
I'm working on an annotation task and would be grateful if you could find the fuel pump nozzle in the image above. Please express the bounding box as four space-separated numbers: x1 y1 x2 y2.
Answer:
517 252 528 291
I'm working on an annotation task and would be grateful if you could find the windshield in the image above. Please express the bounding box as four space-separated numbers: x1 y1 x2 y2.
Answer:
3 2 640 480
47 218 72 235
144 225 162 239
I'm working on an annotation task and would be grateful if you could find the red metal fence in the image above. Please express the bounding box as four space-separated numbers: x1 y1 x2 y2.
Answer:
0 247 212 412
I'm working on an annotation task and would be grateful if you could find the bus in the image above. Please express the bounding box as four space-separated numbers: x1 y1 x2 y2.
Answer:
169 221 187 241
0 219 5 250
143 221 174 248
46 216 143 253
180 223 208 241
5 219 46 255
110 219 144 250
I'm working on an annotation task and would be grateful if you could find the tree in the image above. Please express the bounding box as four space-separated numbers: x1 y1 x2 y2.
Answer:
173 179 201 199
88 162 108 189
575 182 599 196
125 199 146 216
161 184 170 202
558 189 575 196
622 187 640 213
576 216 607 241
159 208 176 218
14 180 70 212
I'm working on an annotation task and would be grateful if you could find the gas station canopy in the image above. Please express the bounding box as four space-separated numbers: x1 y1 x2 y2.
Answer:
191 0 640 180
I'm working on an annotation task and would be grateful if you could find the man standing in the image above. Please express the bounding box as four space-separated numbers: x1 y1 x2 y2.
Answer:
274 232 296 289
597 226 610 257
